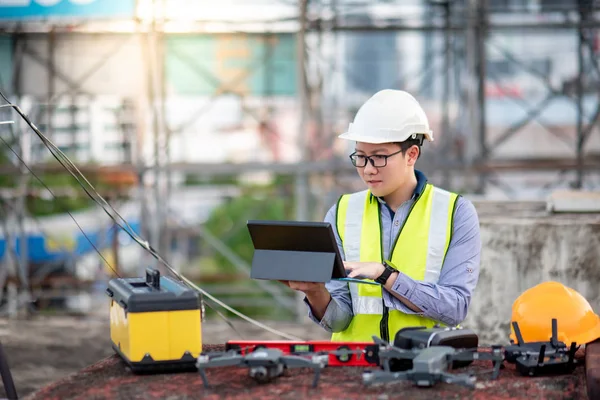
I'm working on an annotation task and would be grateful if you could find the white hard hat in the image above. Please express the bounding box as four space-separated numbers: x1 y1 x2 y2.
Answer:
338 89 434 144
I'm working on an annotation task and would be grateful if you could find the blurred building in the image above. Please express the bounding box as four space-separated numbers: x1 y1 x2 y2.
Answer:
343 19 400 94
0 0 598 178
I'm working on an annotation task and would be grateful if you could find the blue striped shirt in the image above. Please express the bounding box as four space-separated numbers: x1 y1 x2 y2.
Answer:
305 170 481 331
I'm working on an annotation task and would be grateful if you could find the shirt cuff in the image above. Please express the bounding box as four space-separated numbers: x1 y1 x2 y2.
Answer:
304 297 336 332
304 296 344 332
382 272 423 315
391 271 418 300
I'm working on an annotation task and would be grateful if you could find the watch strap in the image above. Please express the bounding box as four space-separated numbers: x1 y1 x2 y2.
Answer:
375 261 396 285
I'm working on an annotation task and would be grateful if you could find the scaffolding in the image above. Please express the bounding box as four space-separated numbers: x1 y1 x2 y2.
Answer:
0 0 599 318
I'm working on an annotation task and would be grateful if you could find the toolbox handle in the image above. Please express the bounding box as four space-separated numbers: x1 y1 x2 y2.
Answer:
145 268 161 290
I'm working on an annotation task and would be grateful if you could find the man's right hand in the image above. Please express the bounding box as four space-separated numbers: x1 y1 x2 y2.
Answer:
278 280 331 320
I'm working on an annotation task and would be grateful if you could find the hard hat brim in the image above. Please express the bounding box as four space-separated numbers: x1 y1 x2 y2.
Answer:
338 130 434 144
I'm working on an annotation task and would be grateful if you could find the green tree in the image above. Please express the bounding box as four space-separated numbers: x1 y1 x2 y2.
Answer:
203 190 291 270
0 145 105 216
200 181 297 319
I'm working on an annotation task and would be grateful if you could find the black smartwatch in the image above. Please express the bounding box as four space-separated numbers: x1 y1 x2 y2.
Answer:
375 261 397 285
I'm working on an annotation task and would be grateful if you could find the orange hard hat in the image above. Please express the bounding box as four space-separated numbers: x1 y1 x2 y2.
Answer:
510 281 600 346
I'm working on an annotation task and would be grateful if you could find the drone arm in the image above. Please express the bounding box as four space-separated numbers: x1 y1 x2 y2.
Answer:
363 370 411 385
281 355 326 369
198 355 245 368
439 372 476 389
450 348 504 379
205 356 244 368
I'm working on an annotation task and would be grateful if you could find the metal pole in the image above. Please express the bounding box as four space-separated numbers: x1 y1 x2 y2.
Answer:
111 194 121 276
575 1 586 189
441 0 452 189
296 0 310 223
158 17 171 264
476 1 488 194
47 28 55 139
466 0 488 194
70 96 77 157
152 6 161 262
295 0 310 322
16 117 30 314
0 203 18 317
9 31 30 314
465 0 478 192
145 0 165 269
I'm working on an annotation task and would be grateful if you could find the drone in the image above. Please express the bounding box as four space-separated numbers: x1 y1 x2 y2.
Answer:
389 325 480 371
196 347 329 388
363 336 503 389
504 318 578 377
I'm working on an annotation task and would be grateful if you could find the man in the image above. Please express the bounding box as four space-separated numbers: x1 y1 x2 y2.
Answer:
283 89 481 342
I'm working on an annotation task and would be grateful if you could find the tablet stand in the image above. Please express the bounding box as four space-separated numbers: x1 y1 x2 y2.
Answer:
250 249 336 283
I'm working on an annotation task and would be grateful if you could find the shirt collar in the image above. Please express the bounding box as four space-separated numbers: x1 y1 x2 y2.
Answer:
413 169 428 199
369 169 428 204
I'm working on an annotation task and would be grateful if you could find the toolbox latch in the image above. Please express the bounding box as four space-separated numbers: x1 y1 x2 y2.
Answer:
145 268 161 290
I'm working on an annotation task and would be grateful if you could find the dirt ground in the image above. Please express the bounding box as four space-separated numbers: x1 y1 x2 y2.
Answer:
0 311 329 399
0 314 113 399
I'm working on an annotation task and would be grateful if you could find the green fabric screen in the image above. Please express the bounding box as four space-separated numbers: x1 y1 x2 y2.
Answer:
165 33 297 96
0 35 12 93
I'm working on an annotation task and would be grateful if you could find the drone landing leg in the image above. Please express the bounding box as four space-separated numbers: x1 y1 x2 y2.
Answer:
311 367 321 388
198 369 210 388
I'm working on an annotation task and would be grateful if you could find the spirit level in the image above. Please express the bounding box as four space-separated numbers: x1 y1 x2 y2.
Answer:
225 340 379 367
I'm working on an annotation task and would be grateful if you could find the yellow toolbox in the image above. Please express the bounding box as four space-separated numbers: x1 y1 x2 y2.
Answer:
106 268 202 372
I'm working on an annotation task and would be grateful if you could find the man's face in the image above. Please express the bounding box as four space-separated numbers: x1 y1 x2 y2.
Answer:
352 142 415 197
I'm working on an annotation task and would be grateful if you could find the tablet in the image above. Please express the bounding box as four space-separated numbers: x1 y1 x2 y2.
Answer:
247 220 379 285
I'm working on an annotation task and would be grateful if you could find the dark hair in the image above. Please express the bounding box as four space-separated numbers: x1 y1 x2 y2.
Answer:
394 136 423 160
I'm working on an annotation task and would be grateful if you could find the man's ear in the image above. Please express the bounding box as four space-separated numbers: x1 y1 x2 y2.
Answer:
406 146 420 166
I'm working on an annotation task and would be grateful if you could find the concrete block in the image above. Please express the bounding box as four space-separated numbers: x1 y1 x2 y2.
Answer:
547 190 600 213
463 201 600 345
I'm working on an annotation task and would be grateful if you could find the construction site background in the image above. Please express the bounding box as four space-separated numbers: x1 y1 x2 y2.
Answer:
0 0 599 397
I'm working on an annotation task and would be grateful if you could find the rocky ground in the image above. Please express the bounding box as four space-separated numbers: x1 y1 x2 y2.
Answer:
0 311 329 399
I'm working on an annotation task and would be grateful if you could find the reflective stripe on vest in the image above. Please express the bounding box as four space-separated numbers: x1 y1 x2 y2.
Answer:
331 183 458 342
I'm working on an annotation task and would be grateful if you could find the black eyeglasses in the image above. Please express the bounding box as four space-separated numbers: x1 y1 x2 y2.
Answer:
349 149 403 168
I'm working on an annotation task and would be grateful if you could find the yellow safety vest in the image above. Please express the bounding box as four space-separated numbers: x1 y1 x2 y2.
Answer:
331 183 458 342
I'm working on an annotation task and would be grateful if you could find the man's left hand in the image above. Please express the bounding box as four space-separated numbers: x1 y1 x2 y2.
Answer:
344 262 385 280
